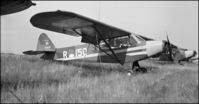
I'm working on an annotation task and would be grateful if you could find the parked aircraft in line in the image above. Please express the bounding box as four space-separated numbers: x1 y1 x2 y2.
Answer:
137 33 197 65
24 10 169 73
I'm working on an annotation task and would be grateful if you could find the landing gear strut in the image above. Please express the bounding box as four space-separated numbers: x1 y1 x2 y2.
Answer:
131 61 147 73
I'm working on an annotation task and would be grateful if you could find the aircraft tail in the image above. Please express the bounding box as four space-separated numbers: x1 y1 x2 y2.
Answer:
36 33 55 51
23 33 56 56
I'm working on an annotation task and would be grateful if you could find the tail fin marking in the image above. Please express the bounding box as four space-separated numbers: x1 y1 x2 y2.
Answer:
36 33 55 51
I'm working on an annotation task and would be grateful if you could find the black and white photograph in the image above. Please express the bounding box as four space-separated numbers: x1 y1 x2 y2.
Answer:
1 0 198 103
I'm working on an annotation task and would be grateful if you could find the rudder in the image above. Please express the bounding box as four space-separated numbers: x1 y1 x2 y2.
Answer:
36 33 55 51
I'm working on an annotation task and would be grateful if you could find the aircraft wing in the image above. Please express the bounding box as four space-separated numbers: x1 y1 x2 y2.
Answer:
1 0 36 16
30 10 131 45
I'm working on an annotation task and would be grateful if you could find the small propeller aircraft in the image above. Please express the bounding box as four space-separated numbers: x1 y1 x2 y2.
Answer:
1 0 36 16
137 33 197 65
23 10 166 72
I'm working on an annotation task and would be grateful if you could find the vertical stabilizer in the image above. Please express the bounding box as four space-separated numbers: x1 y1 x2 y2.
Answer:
36 33 55 51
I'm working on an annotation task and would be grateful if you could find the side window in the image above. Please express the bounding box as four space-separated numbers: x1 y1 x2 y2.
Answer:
115 36 131 48
99 36 133 49
129 36 137 47
99 40 106 47
99 39 116 49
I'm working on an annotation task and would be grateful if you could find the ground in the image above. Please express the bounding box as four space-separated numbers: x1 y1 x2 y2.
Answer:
1 53 198 103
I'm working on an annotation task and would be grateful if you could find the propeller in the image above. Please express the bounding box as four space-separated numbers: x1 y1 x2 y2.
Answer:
193 50 197 57
165 32 173 61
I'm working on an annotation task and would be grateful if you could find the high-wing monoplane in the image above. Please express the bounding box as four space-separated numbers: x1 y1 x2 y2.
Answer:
23 10 165 73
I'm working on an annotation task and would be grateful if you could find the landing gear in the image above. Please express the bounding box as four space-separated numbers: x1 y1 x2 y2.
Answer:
131 61 147 73
125 61 148 76
178 60 184 66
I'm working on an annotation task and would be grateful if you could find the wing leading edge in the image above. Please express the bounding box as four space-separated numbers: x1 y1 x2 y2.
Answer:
30 10 131 45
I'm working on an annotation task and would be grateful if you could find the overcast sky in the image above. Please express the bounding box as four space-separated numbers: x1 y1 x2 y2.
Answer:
1 1 198 55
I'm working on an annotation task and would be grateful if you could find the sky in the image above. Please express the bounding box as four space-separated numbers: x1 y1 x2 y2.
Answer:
1 1 198 55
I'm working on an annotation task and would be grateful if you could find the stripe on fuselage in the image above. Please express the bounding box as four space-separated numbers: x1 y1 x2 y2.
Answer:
55 46 146 61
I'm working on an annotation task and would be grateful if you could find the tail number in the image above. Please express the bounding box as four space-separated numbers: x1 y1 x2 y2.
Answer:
63 51 68 59
63 48 87 59
76 48 87 57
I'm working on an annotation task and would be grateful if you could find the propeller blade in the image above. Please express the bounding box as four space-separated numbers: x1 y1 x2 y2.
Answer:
166 32 173 61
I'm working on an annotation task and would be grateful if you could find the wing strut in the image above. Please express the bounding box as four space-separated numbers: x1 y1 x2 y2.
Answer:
93 26 123 65
95 45 117 61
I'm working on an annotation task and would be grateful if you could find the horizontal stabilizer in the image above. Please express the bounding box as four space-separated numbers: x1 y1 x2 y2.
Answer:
23 50 55 55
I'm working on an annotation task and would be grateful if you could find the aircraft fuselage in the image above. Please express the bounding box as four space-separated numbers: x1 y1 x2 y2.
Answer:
54 44 148 65
43 39 164 66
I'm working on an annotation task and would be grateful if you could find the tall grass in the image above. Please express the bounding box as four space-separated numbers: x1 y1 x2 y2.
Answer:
1 53 84 88
1 53 198 103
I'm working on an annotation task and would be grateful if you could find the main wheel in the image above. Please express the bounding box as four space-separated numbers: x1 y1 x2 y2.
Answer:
139 67 147 73
132 61 140 72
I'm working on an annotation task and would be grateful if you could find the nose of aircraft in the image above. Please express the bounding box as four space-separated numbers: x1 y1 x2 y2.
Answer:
146 40 164 57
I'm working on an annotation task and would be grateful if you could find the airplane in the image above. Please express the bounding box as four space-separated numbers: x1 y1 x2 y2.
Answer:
23 10 167 73
137 33 197 65
1 0 36 16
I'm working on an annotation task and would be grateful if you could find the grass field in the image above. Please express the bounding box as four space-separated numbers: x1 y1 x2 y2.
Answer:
1 53 198 103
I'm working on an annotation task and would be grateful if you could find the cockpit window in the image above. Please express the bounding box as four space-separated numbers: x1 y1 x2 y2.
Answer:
99 36 130 49
99 34 145 49
115 36 130 48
